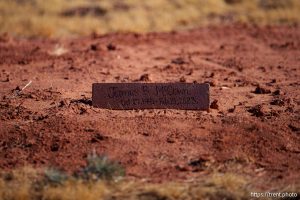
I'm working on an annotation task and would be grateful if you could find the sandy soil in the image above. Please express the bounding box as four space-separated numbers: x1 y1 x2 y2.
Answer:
0 25 299 188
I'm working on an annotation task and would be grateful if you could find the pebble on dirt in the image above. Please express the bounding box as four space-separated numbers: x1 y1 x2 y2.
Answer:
90 43 101 51
139 73 150 81
107 43 116 51
270 99 285 106
247 105 265 117
253 86 271 94
210 100 219 110
171 57 186 65
272 89 280 95
179 76 186 82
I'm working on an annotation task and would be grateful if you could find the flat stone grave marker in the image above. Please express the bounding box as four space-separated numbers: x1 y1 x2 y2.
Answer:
92 83 209 110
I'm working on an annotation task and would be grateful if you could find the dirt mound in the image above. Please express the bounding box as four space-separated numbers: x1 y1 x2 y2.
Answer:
0 25 299 188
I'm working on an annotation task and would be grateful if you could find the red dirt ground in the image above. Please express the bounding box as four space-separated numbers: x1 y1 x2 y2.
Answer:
0 25 299 188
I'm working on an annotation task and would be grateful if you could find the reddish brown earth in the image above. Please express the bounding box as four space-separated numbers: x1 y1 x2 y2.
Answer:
0 25 299 188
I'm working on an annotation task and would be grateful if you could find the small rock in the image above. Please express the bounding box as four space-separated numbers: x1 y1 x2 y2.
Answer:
139 73 150 81
171 57 186 65
205 80 217 87
107 43 116 51
228 106 236 113
188 158 207 172
210 100 219 110
270 99 285 106
253 86 271 94
139 132 150 136
25 139 35 148
179 76 186 82
167 138 175 143
12 86 21 96
272 89 280 96
248 105 265 117
90 43 101 51
50 143 59 152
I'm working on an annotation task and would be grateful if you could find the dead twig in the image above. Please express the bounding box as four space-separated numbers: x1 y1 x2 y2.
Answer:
8 80 32 99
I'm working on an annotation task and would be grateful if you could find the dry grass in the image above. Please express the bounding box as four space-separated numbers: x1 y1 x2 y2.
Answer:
0 167 41 200
0 167 249 200
43 180 109 200
0 0 299 38
0 167 299 200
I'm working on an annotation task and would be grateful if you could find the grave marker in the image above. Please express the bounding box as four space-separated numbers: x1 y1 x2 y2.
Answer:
92 83 209 110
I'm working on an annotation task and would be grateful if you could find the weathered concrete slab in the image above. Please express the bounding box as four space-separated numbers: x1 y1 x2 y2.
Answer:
92 83 209 110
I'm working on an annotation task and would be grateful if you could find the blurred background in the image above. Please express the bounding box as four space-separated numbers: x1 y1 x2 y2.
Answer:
0 0 299 38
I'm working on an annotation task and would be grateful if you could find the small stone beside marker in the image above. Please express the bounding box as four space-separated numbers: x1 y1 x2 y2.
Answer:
92 83 209 110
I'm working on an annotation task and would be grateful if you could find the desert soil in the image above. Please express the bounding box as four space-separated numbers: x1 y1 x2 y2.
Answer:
0 24 299 189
